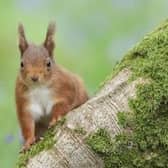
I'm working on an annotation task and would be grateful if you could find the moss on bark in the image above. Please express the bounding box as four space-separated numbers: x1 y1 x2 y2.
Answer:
87 19 168 167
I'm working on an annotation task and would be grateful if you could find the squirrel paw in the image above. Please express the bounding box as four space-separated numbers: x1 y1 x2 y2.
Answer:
20 137 36 152
49 118 57 128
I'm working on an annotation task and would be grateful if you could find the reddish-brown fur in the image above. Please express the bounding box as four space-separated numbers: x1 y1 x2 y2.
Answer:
15 23 88 150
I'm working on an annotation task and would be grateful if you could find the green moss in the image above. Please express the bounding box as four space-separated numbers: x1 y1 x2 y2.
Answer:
86 129 113 155
16 119 65 168
117 111 135 129
87 20 168 167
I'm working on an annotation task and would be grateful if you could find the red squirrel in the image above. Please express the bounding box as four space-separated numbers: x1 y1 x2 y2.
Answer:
15 23 88 150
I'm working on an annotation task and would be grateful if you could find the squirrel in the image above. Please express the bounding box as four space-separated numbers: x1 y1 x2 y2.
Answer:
15 22 88 151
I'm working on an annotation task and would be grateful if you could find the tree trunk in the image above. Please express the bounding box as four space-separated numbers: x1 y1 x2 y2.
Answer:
17 20 168 168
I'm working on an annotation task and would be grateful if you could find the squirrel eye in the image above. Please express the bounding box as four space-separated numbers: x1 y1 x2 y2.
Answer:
46 61 51 68
20 62 24 68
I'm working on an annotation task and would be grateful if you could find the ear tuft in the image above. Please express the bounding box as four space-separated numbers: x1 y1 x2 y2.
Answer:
18 23 28 56
44 22 56 57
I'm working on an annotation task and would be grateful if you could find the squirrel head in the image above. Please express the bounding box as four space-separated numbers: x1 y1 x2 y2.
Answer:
18 22 56 86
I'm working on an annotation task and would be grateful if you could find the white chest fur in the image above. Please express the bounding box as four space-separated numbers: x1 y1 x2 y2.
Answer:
26 86 55 122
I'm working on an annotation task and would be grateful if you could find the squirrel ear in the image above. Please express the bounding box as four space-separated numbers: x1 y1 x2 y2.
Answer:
18 23 28 56
44 22 56 57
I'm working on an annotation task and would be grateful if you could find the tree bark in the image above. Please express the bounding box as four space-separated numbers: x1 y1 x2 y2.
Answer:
22 68 144 168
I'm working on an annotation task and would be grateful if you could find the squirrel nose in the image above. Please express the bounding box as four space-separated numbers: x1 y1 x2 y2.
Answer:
31 76 39 82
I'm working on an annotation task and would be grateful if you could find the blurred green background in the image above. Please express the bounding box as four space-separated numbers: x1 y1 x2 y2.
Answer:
0 0 168 167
